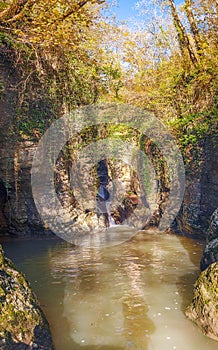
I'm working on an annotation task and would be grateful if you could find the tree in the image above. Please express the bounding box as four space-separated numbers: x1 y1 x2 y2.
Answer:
183 0 201 52
117 0 217 125
168 0 198 65
0 0 124 139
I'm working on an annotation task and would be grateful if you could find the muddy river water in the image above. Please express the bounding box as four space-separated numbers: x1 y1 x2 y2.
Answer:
2 230 217 350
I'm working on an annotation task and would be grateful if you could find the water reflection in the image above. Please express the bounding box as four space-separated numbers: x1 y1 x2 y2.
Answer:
50 244 155 349
2 231 217 350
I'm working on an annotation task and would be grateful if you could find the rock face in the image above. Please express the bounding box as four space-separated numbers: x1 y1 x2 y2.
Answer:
0 245 54 350
200 208 218 271
1 133 217 238
0 141 45 236
206 208 218 243
176 137 218 237
185 262 218 341
200 238 218 271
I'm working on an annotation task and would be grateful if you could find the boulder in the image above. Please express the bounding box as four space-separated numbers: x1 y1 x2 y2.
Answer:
185 262 218 341
0 245 54 350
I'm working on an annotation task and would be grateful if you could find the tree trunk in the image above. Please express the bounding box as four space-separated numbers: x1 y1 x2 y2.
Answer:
168 0 198 66
184 0 202 52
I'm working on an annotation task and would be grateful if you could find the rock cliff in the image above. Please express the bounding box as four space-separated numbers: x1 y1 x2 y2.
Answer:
176 137 218 237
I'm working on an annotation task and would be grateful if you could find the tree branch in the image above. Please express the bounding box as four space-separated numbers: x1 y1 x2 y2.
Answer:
168 0 198 66
61 1 89 21
184 0 202 53
0 0 28 22
62 0 105 22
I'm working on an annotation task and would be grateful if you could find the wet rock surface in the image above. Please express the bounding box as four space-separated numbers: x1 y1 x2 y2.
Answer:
0 245 54 350
185 262 218 341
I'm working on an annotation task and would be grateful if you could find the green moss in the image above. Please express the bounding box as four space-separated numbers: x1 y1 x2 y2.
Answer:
0 2 8 11
168 111 218 152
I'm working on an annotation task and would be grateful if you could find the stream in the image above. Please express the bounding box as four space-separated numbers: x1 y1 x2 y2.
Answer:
2 230 218 350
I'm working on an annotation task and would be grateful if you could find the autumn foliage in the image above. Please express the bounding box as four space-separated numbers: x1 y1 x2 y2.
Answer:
0 0 217 144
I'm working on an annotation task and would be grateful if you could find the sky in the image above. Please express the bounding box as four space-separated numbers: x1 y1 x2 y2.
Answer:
110 0 184 22
113 0 138 22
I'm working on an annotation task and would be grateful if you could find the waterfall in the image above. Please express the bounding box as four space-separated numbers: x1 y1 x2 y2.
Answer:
105 201 116 227
96 159 116 227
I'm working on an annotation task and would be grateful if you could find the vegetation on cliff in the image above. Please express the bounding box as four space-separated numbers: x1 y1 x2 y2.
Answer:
0 0 217 143
0 0 122 140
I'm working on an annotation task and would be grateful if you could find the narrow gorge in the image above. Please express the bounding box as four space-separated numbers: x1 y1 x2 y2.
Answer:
0 0 217 349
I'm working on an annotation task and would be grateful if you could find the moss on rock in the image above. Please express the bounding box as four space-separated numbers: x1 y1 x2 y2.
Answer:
0 245 54 349
185 262 218 341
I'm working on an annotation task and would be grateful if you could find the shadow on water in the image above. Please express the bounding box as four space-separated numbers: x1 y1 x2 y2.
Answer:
176 234 204 268
175 234 204 311
1 238 64 263
176 270 200 313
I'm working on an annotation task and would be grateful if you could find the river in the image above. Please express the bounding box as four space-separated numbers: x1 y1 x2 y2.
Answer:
2 229 218 350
